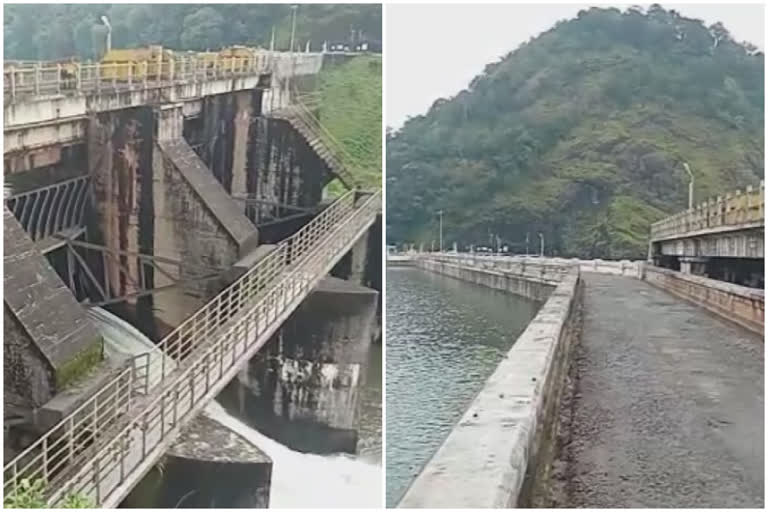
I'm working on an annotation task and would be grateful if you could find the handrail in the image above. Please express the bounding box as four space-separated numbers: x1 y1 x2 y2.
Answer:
4 53 274 101
51 190 380 506
292 89 373 172
3 188 381 505
650 181 764 240
5 51 325 102
277 94 367 190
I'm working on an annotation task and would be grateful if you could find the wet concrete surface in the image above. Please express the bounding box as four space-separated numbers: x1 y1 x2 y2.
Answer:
558 273 763 508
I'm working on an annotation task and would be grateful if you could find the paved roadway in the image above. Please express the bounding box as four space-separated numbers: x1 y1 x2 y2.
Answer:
563 273 763 508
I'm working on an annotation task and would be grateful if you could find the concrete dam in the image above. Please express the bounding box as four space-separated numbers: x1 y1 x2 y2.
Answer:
388 247 763 508
4 50 382 507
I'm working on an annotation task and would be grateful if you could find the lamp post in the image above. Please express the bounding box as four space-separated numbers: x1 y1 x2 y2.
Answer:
100 16 112 54
683 162 694 210
437 210 443 253
289 5 298 53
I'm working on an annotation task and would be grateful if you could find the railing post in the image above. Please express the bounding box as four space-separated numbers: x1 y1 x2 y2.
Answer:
157 52 162 87
94 456 101 504
10 66 16 100
68 416 75 463
76 63 82 92
169 58 175 83
95 62 101 93
112 63 117 90
119 433 126 483
143 61 148 89
128 62 133 88
42 437 49 483
205 353 211 392
56 64 62 95
160 394 166 437
34 64 40 95
173 386 179 426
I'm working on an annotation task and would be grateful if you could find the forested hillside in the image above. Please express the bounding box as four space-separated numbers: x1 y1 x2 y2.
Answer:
4 4 381 60
387 5 763 259
314 56 382 195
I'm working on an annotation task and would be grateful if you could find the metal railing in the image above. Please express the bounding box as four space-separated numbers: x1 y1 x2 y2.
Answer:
2 354 150 499
650 181 764 240
273 88 373 190
3 187 381 506
4 53 273 101
5 175 90 242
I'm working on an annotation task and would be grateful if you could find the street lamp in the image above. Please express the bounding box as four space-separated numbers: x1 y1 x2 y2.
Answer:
437 210 444 253
289 5 298 53
100 16 112 54
538 232 544 257
683 162 694 210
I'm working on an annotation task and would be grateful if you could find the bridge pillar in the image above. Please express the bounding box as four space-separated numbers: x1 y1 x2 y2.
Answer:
219 277 378 454
120 414 272 508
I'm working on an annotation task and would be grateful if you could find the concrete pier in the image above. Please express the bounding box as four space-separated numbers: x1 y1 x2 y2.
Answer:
122 414 272 508
220 276 379 453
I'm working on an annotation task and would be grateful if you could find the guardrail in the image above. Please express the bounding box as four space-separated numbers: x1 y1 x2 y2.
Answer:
650 181 764 241
4 188 381 506
414 253 644 279
644 265 764 334
2 354 150 500
4 53 273 101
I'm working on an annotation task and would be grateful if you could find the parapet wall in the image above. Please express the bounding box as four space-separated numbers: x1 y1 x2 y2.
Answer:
400 255 582 507
644 265 764 334
446 253 762 335
417 255 559 302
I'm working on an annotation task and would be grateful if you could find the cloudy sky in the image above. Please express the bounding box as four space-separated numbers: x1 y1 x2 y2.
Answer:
386 3 765 129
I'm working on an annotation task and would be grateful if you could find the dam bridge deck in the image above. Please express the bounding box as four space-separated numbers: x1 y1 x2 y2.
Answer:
560 273 763 507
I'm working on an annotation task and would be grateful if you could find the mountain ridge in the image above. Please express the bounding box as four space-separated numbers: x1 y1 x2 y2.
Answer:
387 5 763 258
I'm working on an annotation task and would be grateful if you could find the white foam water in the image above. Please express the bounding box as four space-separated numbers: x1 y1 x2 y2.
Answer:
87 307 382 508
204 401 382 508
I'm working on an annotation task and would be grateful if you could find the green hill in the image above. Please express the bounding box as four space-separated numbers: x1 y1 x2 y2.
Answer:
314 55 382 194
387 5 763 259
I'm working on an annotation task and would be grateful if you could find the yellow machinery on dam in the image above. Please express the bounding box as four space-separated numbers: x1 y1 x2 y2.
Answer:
4 45 273 96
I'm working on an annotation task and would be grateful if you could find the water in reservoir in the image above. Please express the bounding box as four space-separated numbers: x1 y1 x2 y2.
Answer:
88 307 382 508
385 267 541 506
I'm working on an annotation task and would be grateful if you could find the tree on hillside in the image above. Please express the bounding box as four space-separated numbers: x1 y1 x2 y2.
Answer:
387 6 763 258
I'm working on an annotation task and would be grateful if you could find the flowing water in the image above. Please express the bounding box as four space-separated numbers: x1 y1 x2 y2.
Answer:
88 307 382 508
385 267 541 506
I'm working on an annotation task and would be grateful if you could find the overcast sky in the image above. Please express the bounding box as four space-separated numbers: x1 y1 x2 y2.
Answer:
386 3 765 129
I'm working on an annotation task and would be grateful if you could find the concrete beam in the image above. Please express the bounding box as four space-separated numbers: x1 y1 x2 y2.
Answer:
655 227 764 259
4 116 87 155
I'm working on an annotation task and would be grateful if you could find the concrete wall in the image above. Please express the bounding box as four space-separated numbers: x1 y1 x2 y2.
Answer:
185 96 329 225
401 256 582 508
417 257 556 302
4 209 103 396
654 226 764 259
644 265 764 334
4 306 54 417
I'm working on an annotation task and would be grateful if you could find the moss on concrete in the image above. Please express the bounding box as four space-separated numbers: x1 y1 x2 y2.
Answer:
54 337 104 390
